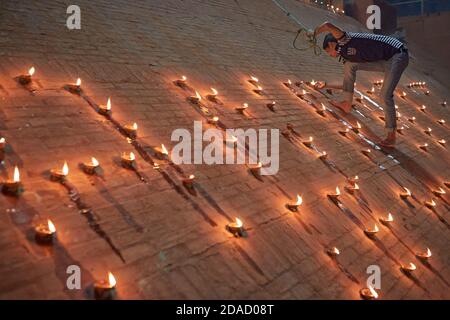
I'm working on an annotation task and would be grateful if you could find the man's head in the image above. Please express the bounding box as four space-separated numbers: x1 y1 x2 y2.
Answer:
323 33 339 57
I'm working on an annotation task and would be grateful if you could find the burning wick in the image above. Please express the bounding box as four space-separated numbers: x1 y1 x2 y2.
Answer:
437 119 445 125
339 128 350 136
83 157 99 175
360 285 379 300
0 137 5 150
420 105 426 112
416 248 432 261
327 186 341 200
35 219 56 244
401 91 407 99
397 126 404 135
379 213 394 226
419 143 428 151
408 116 416 123
401 262 417 273
175 75 187 86
99 97 112 115
207 116 219 124
326 247 340 257
433 187 446 197
297 89 308 99
121 152 135 168
154 144 169 160
318 151 328 160
50 161 69 181
235 103 249 114
441 101 447 107
348 175 359 187
353 122 362 133
207 88 218 100
124 122 138 139
424 199 436 209
253 85 263 94
2 166 23 196
284 79 292 87
317 103 327 116
94 272 117 300
424 127 432 135
182 174 195 189
367 87 375 94
361 149 371 157
400 187 412 199
189 91 202 104
364 224 379 237
18 66 35 85
226 218 245 237
249 76 259 86
437 139 446 146
267 101 276 111
346 183 359 194
303 136 314 148
66 78 82 93
287 195 303 212
310 79 317 86
425 90 430 96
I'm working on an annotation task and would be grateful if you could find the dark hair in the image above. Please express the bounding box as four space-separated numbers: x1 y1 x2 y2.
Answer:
323 33 337 49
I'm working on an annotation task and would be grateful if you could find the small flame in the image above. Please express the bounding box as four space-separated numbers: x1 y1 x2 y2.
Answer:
211 88 218 96
0 137 5 143
386 213 394 222
161 144 168 155
372 224 379 232
368 285 378 299
256 85 263 91
129 152 135 161
353 183 359 190
356 122 361 129
319 151 327 158
76 78 81 86
212 116 219 122
62 161 69 176
256 162 262 168
402 91 407 96
108 272 116 287
406 263 416 271
189 174 195 180
331 247 340 255
181 75 187 81
195 91 202 101
47 219 56 233
308 136 313 142
311 79 316 86
132 123 138 130
91 157 99 166
295 195 303 206
28 67 35 76
421 105 426 110
438 119 445 124
302 89 307 95
335 186 340 195
235 217 243 227
425 248 432 257
243 103 248 109
428 199 436 207
438 139 446 144
402 187 411 196
436 187 446 195
13 166 20 182
371 87 375 92
426 127 432 132
106 98 111 110
250 76 259 82
287 79 292 85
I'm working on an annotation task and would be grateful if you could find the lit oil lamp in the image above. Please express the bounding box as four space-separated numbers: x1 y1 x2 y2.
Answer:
303 136 314 148
401 262 416 273
361 149 371 157
207 116 219 125
400 187 412 199
424 199 436 209
206 88 218 100
396 111 401 120
154 144 169 160
419 143 428 151
408 116 416 123
326 247 340 257
317 103 326 116
441 101 447 107
18 66 35 85
379 213 394 226
424 90 430 96
424 127 432 135
253 85 263 95
66 78 82 93
367 87 375 94
124 122 138 139
121 152 135 168
400 91 407 99
348 175 359 187
318 151 328 160
364 223 379 237
175 75 187 86
267 101 276 111
284 79 292 88
83 157 99 174
416 248 432 261
437 119 446 125
35 219 56 244
346 183 359 195
297 89 308 99
235 103 249 114
437 139 446 146
0 137 6 151
360 285 378 300
189 91 202 104
50 161 69 181
327 186 341 200
433 187 446 197
287 194 302 212
226 217 245 237
310 79 317 87
2 166 23 196
352 122 362 133
98 97 112 115
420 105 426 112
248 76 259 86
94 272 117 300
396 126 404 135
182 174 195 189
339 128 350 137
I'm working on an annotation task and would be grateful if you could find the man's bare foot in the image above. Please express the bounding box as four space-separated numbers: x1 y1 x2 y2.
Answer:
330 100 352 113
379 131 396 148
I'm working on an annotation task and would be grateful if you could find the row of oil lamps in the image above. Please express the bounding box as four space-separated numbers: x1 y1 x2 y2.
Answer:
10 67 447 299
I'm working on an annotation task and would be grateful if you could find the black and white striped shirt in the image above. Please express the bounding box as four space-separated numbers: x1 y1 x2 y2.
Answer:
336 32 405 63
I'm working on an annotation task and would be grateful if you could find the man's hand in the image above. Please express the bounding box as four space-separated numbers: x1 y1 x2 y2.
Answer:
314 81 326 89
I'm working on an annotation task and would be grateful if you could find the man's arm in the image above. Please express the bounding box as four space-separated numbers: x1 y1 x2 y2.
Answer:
314 21 345 39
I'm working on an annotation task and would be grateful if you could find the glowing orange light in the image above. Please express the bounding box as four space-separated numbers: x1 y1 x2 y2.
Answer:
76 78 81 86
210 88 218 96
295 195 303 206
28 67 35 76
13 166 20 182
235 217 243 228
108 272 116 287
47 219 56 233
62 161 69 176
250 76 258 83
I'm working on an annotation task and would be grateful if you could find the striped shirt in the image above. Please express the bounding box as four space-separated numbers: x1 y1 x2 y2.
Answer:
336 32 405 63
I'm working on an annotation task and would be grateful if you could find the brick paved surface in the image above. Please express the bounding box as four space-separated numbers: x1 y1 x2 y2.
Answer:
0 0 448 299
